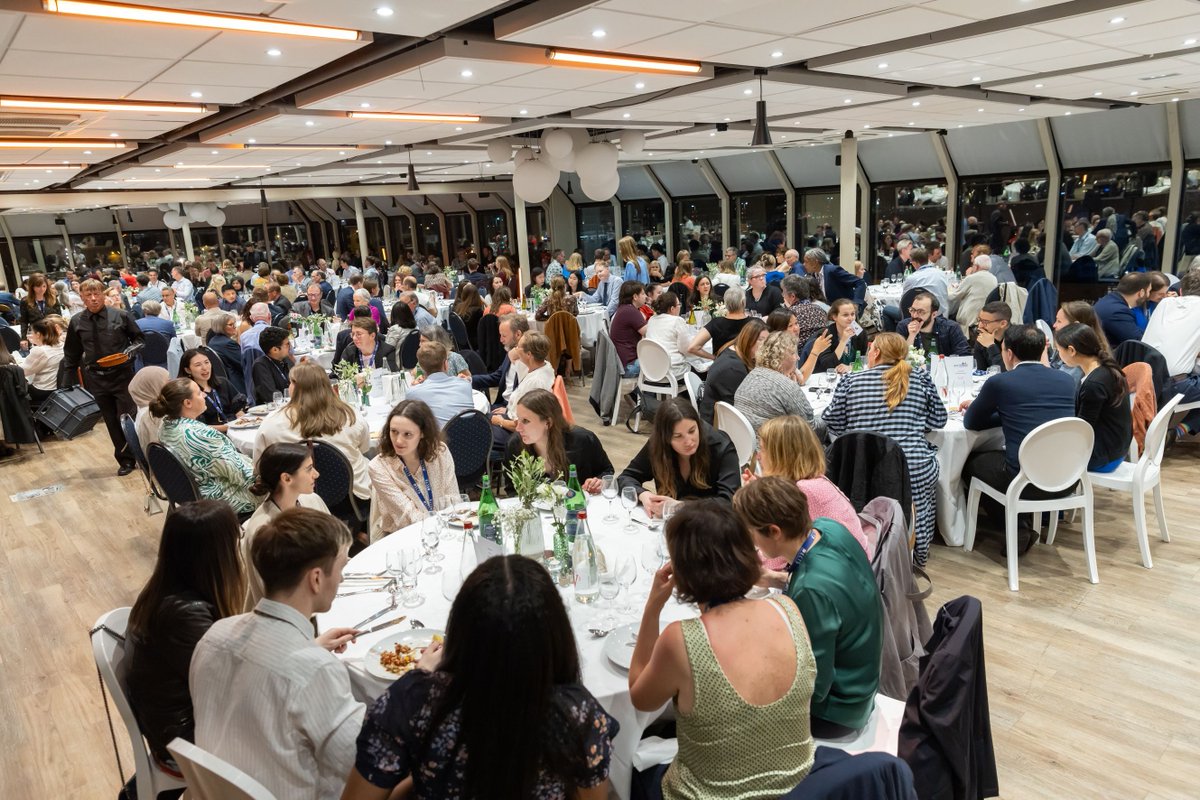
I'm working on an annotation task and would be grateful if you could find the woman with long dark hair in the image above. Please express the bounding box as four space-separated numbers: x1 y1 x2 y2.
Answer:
19 272 63 341
1054 322 1132 473
343 555 619 800
617 397 740 518
367 399 458 541
178 347 246 431
506 388 612 491
385 298 418 352
127 500 246 771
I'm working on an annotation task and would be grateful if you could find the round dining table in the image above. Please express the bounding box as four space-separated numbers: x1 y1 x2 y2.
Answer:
316 498 694 799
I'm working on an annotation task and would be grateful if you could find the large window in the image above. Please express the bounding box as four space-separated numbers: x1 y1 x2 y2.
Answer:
732 191 787 256
673 196 722 262
415 214 442 260
1175 164 1200 272
622 199 665 248
960 175 1049 255
446 212 473 252
12 235 83 277
576 203 615 259
480 210 508 257
1061 165 1171 222
873 181 947 238
797 189 839 249
389 215 415 261
526 206 549 271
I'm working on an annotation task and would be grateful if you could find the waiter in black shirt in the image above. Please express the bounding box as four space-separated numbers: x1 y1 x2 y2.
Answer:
62 279 143 475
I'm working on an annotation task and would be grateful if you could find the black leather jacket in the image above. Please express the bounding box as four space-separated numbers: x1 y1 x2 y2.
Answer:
126 591 217 765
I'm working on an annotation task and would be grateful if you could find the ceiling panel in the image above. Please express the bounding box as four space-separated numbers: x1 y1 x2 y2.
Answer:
615 166 658 200
944 118 1046 175
1030 0 1200 38
0 165 86 191
776 143 841 187
858 133 943 182
709 151 786 192
706 37 846 67
710 0 932 36
179 31 365 70
1050 104 1169 167
625 24 778 61
919 0 1076 19
0 50 173 83
649 161 712 195
7 12 212 58
810 7 975 47
496 7 692 50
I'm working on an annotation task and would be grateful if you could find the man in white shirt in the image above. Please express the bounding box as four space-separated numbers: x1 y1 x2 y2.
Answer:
170 266 194 303
190 509 362 800
1068 220 1096 260
949 255 999 336
575 262 622 318
158 286 181 322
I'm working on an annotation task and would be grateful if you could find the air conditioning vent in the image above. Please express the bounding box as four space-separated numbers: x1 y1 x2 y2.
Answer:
0 112 84 137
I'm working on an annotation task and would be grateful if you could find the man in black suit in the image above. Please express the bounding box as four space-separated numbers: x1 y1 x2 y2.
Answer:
470 313 530 409
961 324 1077 552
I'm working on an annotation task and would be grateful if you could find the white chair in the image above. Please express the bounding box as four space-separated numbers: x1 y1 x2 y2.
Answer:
1088 394 1182 569
167 738 278 800
630 339 683 433
91 607 188 800
684 371 703 414
714 401 756 469
963 417 1098 591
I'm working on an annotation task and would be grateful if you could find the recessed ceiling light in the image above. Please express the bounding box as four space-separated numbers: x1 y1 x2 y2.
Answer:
743 88 753 95
780 135 787 140
1018 107 1025 112
592 28 606 38
957 124 964 128
83 150 92 154
1094 91 1103 96
1109 16 1124 23
1186 38 1198 45
863 124 870 129
908 121 914 126
647 151 653 156
519 108 528 114
971 76 981 82
622 112 631 118
267 48 282 57
210 149 217 154
1034 83 1044 88
887 133 893 137
360 102 371 108
338 150 345 155
109 132 118 137
771 50 783 58
460 69 473 78
247 138 256 143
375 6 393 16
175 161 183 166
709 131 716 136
843 98 852 104
877 62 888 69
426 151 432 155
1130 90 1138 96
1173 97 1180 102
911 101 920 107
190 91 202 98
1065 111 1072 115
154 168 160 172
978 107 984 112
723 117 731 122
384 140 392 145
305 120 315 126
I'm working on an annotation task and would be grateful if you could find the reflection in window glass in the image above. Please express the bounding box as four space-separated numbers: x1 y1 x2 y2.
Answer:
527 206 549 270
1177 165 1200 272
961 175 1049 255
798 190 838 250
733 192 786 260
673 196 722 264
1061 166 1171 223
480 210 508 257
13 237 80 277
446 213 472 251
390 216 415 261
622 200 665 246
576 204 615 260
415 214 441 260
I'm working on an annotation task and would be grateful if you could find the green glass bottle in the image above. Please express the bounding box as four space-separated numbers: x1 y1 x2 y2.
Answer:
478 474 500 544
565 464 587 542
853 354 865 372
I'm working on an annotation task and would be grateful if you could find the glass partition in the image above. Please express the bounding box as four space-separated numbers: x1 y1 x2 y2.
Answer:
673 196 722 264
576 203 615 259
622 199 665 248
415 214 442 260
446 212 473 252
960 174 1049 255
480 209 508 257
1175 164 1200 273
797 190 839 249
732 191 787 258
1061 165 1171 223
526 205 549 271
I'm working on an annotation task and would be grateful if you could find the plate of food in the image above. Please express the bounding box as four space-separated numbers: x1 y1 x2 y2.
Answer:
228 416 262 430
364 628 445 680
446 508 479 528
245 404 274 416
602 622 639 671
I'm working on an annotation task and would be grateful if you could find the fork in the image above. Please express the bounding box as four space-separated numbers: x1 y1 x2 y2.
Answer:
352 595 398 630
337 579 395 597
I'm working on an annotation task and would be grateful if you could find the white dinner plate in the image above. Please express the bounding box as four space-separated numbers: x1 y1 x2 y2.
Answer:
603 622 640 671
245 404 274 416
364 628 445 680
227 417 261 430
446 509 479 528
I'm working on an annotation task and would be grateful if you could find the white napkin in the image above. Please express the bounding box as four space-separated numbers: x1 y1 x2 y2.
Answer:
632 736 679 769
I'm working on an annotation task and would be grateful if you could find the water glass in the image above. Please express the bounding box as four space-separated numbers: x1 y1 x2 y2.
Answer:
385 550 404 601
824 369 837 391
614 555 638 615
271 390 283 409
400 548 425 608
600 474 619 523
421 520 443 572
598 572 621 627
620 486 639 533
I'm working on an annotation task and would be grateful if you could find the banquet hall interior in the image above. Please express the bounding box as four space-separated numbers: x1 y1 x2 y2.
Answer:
2 0 1200 798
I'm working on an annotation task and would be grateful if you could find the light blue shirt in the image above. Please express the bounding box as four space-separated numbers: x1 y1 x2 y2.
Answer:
903 265 951 315
583 275 623 318
239 320 268 351
414 305 436 329
405 372 475 428
1070 232 1097 258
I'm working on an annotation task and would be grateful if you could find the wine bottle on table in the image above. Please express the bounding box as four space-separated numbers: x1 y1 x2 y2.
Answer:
478 475 500 544
565 464 587 543
572 511 599 605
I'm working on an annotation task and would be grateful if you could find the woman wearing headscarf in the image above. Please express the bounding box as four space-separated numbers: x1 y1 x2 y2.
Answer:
129 366 170 447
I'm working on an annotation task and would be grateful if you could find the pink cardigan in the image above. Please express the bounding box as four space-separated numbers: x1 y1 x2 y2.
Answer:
760 476 871 571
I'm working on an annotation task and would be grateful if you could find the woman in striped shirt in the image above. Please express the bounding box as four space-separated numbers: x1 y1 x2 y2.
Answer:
821 333 947 565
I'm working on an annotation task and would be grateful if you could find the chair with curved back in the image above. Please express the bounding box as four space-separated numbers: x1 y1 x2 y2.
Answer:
309 440 368 531
140 329 171 370
713 400 756 470
167 738 277 800
120 413 165 516
460 348 488 376
1088 394 1182 569
91 607 189 800
964 417 1097 591
684 371 703 414
146 442 200 514
447 312 470 350
443 409 493 492
476 313 504 372
630 339 683 434
399 331 421 370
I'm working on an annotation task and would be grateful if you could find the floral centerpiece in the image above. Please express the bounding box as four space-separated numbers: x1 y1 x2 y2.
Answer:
528 284 548 310
292 312 329 339
710 301 729 318
498 450 553 558
333 360 372 406
905 347 927 370
182 301 198 319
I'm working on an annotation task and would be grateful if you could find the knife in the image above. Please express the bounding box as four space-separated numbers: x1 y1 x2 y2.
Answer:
352 602 398 630
362 615 408 636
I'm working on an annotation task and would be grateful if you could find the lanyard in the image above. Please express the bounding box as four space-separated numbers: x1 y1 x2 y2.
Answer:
205 385 227 422
269 358 289 384
784 529 820 574
358 348 376 370
401 459 434 513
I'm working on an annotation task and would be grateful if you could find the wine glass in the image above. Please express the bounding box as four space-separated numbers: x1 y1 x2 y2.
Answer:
400 548 425 608
421 519 443 573
641 538 665 575
385 549 404 602
661 498 681 526
824 368 837 392
620 486 639 533
598 572 621 628
271 390 283 409
614 555 638 615
600 474 619 524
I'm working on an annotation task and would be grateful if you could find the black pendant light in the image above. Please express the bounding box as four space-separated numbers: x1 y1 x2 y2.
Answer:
566 178 575 197
751 68 772 147
406 144 419 192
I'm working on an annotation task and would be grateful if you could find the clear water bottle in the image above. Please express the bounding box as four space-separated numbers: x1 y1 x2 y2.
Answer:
572 511 599 605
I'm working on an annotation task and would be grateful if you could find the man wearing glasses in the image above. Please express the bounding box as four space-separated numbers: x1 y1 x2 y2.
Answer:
973 302 1012 371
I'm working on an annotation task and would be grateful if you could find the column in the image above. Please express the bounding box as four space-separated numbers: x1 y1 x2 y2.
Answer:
354 196 369 262
839 133 858 264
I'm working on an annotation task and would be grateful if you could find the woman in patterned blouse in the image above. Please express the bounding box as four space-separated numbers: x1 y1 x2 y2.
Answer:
153 378 257 514
820 333 947 565
343 555 619 800
367 399 457 542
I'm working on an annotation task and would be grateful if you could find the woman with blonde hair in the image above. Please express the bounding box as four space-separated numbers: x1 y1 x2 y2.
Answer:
821 333 946 565
747 415 870 556
618 235 648 284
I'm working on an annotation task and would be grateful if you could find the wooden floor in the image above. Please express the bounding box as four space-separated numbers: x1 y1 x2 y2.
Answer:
3 384 1200 799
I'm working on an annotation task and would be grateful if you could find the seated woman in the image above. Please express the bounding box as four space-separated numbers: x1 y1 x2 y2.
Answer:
534 276 579 321
345 556 619 800
241 442 329 610
744 265 783 318
204 312 246 396
733 478 883 738
154 378 258 515
644 291 694 380
127 500 246 773
523 266 547 303
506 388 612 492
1054 323 1132 473
384 298 418 353
417 324 471 380
697 318 766 424
734 331 820 436
687 286 750 362
129 366 170 447
178 348 246 432
16 315 65 406
1051 300 1106 381
368 399 458 542
253 361 371 514
711 257 740 288
688 275 714 318
337 318 399 373
801 298 869 376
628 499 815 799
486 285 517 318
609 281 648 378
667 262 695 314
750 415 870 557
821 333 947 566
565 269 585 296
348 289 384 328
617 398 740 517
452 282 485 349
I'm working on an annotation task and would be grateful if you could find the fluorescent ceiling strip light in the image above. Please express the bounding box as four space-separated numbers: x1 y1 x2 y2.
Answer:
0 163 88 169
0 138 126 148
172 164 272 169
42 0 362 41
0 96 205 114
348 111 481 123
242 144 371 151
547 48 701 74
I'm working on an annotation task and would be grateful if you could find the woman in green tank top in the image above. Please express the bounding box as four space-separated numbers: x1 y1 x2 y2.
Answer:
628 499 816 800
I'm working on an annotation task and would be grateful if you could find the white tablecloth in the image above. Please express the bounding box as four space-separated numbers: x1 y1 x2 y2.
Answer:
804 375 1003 547
867 284 904 308
316 499 694 799
529 308 606 348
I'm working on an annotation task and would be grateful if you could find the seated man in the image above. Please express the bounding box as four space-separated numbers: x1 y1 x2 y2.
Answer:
961 325 1077 552
336 318 398 373
1068 219 1096 260
896 290 970 357
400 290 436 328
1092 229 1120 278
190 508 362 800
218 283 244 313
158 286 182 323
1094 272 1151 348
733 477 882 739
972 301 1012 371
902 247 950 314
251 325 292 405
193 291 226 342
1152 270 1200 442
405 340 475 428
239 302 273 351
470 313 530 410
296 283 334 318
135 300 178 339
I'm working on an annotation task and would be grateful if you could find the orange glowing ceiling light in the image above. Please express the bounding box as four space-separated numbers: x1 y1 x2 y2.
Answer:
42 0 363 41
546 48 701 74
1 96 206 114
